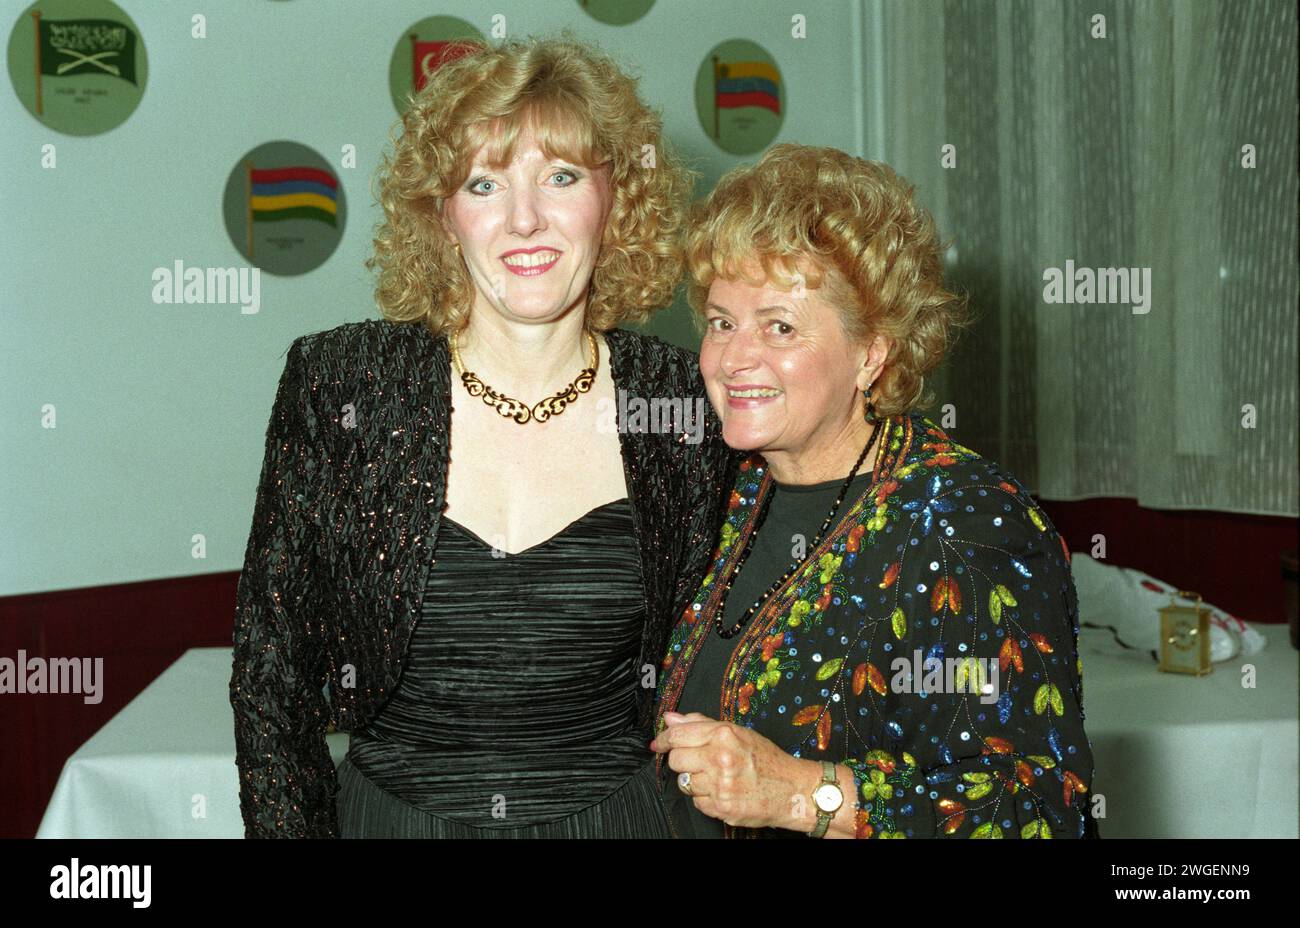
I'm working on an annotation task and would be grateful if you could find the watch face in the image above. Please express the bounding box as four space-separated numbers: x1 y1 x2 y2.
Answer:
814 783 843 813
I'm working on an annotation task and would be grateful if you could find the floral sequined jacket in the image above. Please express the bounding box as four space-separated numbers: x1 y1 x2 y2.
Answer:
230 319 737 838
655 411 1096 838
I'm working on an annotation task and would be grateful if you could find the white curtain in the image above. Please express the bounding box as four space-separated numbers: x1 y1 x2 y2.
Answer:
869 0 1298 516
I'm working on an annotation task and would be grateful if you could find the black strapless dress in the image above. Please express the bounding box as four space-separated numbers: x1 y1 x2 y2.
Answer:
335 497 670 838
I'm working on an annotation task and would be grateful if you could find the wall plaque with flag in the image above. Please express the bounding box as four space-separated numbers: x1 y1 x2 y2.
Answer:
223 141 345 277
694 39 784 156
388 14 484 114
7 0 148 135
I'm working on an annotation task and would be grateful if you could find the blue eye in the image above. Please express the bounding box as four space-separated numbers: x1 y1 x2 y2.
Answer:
467 177 496 195
551 169 579 186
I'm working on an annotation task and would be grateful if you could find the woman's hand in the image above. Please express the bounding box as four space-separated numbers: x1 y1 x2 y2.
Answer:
650 710 826 832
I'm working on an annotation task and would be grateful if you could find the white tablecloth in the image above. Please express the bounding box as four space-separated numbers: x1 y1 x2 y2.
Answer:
1079 623 1297 838
36 629 1299 838
36 647 347 838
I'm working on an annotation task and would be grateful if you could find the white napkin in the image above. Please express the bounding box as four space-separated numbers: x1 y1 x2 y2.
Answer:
1070 553 1267 662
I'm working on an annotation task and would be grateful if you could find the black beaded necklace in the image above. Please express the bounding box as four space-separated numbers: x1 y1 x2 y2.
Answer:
714 420 884 639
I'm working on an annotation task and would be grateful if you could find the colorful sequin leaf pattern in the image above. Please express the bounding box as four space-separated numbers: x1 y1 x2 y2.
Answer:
656 412 1095 838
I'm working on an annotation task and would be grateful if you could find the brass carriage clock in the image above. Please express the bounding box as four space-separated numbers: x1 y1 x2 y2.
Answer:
1157 590 1212 676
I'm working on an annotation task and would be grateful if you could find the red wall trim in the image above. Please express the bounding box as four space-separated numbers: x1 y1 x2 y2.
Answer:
0 572 238 838
1038 498 1297 624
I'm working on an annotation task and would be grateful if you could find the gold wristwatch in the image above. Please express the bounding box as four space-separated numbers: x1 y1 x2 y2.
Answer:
809 760 843 838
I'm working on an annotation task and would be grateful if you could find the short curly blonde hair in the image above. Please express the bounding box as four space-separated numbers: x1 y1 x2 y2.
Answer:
365 32 697 334
683 144 970 416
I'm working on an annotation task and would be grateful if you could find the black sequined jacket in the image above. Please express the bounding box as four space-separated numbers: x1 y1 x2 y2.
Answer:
229 319 738 838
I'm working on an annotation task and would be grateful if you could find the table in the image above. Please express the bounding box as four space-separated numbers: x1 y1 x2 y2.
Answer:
36 629 1299 838
36 647 347 838
1080 623 1298 838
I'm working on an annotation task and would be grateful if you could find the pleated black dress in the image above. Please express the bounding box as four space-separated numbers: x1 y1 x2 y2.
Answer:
335 497 670 838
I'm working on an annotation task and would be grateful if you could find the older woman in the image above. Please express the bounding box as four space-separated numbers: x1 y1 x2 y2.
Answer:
651 144 1096 839
230 36 736 838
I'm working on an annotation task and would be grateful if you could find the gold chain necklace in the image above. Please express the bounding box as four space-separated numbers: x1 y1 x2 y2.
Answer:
448 329 599 424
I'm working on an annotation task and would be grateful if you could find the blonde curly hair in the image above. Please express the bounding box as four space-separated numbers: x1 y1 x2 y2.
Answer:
683 144 971 416
365 32 697 334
